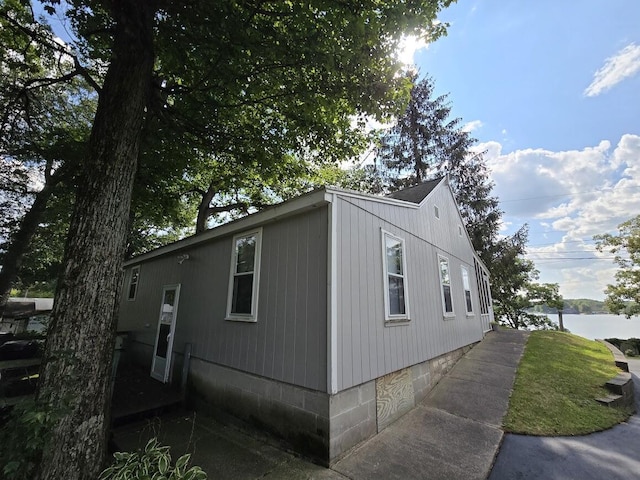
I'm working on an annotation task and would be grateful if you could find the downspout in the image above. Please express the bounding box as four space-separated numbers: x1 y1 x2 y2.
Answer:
327 192 338 394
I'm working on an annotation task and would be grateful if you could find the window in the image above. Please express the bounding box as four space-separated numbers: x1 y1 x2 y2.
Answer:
458 225 463 237
127 266 140 301
461 266 473 314
382 230 409 321
226 229 262 321
434 205 440 219
438 255 454 316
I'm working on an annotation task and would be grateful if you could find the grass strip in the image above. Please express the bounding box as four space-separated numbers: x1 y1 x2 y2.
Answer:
504 330 631 435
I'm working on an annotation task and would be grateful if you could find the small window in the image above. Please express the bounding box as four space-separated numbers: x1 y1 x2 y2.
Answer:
434 205 440 219
438 255 454 316
226 229 262 321
461 266 473 314
127 266 140 301
382 230 409 322
458 225 463 237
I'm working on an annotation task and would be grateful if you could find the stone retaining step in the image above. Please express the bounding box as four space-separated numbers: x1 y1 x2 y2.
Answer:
596 394 625 408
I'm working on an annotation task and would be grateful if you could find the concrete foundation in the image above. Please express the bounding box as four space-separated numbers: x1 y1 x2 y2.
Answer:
125 341 475 464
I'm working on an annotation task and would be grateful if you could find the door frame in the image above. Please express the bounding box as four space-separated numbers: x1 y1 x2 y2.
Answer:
150 283 181 383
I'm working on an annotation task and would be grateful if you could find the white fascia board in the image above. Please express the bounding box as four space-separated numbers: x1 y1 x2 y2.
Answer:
124 189 331 267
124 186 422 268
325 187 421 209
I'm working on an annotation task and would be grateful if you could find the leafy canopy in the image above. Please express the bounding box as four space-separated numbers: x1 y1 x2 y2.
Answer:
595 215 640 317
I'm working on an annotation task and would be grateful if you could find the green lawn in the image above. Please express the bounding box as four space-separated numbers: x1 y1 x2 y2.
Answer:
504 330 632 435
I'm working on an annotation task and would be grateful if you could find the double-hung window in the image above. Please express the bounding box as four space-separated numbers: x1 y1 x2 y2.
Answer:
438 255 454 316
127 266 140 301
461 265 473 314
226 229 262 321
382 230 409 322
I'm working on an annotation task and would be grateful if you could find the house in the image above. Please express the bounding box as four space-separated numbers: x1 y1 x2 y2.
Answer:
117 176 494 464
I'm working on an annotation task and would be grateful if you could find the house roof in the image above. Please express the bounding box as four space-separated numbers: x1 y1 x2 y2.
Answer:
385 178 444 204
124 180 446 267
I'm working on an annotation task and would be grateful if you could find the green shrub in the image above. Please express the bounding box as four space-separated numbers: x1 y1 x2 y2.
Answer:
99 438 207 480
0 400 64 480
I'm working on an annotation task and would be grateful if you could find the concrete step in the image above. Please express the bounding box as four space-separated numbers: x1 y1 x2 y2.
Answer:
605 372 633 396
596 394 625 408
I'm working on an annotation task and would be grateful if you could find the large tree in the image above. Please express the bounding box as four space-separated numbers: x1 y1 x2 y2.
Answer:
595 215 640 317
372 74 565 330
375 74 501 258
0 0 92 306
489 225 562 330
1 1 454 478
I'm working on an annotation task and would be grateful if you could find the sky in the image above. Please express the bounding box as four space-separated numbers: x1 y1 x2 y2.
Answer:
404 0 640 300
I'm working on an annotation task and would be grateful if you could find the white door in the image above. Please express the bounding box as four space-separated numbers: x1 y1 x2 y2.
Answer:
151 284 180 382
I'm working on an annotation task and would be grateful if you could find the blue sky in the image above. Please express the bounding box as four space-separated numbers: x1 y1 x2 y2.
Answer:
405 0 640 300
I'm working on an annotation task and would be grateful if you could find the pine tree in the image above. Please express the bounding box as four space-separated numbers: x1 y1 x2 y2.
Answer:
377 74 501 258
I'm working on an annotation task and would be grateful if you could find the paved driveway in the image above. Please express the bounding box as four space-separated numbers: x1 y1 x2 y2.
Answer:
488 358 640 480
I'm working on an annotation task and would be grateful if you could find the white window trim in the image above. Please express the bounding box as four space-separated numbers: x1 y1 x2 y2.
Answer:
381 229 410 323
461 265 474 316
225 228 262 322
127 266 140 301
438 254 455 318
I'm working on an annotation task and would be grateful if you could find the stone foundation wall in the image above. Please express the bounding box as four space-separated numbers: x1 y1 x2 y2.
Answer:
188 357 330 462
329 342 477 463
125 340 477 465
329 381 377 461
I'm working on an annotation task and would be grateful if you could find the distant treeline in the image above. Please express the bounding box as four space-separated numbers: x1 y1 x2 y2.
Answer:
530 298 608 315
605 338 640 357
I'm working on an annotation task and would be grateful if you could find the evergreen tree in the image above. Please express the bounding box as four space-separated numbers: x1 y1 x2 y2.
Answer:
376 74 501 258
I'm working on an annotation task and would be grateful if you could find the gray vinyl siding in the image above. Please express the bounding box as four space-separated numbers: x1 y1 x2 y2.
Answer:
335 185 485 391
118 206 328 391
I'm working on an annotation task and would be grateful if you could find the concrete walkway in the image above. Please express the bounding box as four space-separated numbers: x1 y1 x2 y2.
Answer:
488 357 640 480
111 330 529 479
333 329 529 480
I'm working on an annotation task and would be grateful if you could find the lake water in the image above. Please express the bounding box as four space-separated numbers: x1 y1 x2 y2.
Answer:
543 313 639 340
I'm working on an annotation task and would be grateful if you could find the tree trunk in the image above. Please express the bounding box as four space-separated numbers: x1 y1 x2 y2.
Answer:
0 178 57 307
35 1 155 479
196 181 217 233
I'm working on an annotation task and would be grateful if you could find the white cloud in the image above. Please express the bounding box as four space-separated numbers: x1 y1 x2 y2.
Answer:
462 120 483 133
483 135 640 299
584 43 640 97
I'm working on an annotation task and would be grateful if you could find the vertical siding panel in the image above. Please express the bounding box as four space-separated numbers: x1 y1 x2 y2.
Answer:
359 205 372 382
350 205 363 385
293 217 307 385
273 227 287 380
339 202 353 389
310 208 327 390
283 222 298 383
262 232 276 379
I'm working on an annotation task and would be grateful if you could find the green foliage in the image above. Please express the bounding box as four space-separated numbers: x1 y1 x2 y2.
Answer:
99 438 207 480
0 400 66 480
604 338 640 356
505 331 630 435
531 298 609 314
489 226 563 330
375 74 501 258
595 215 640 317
